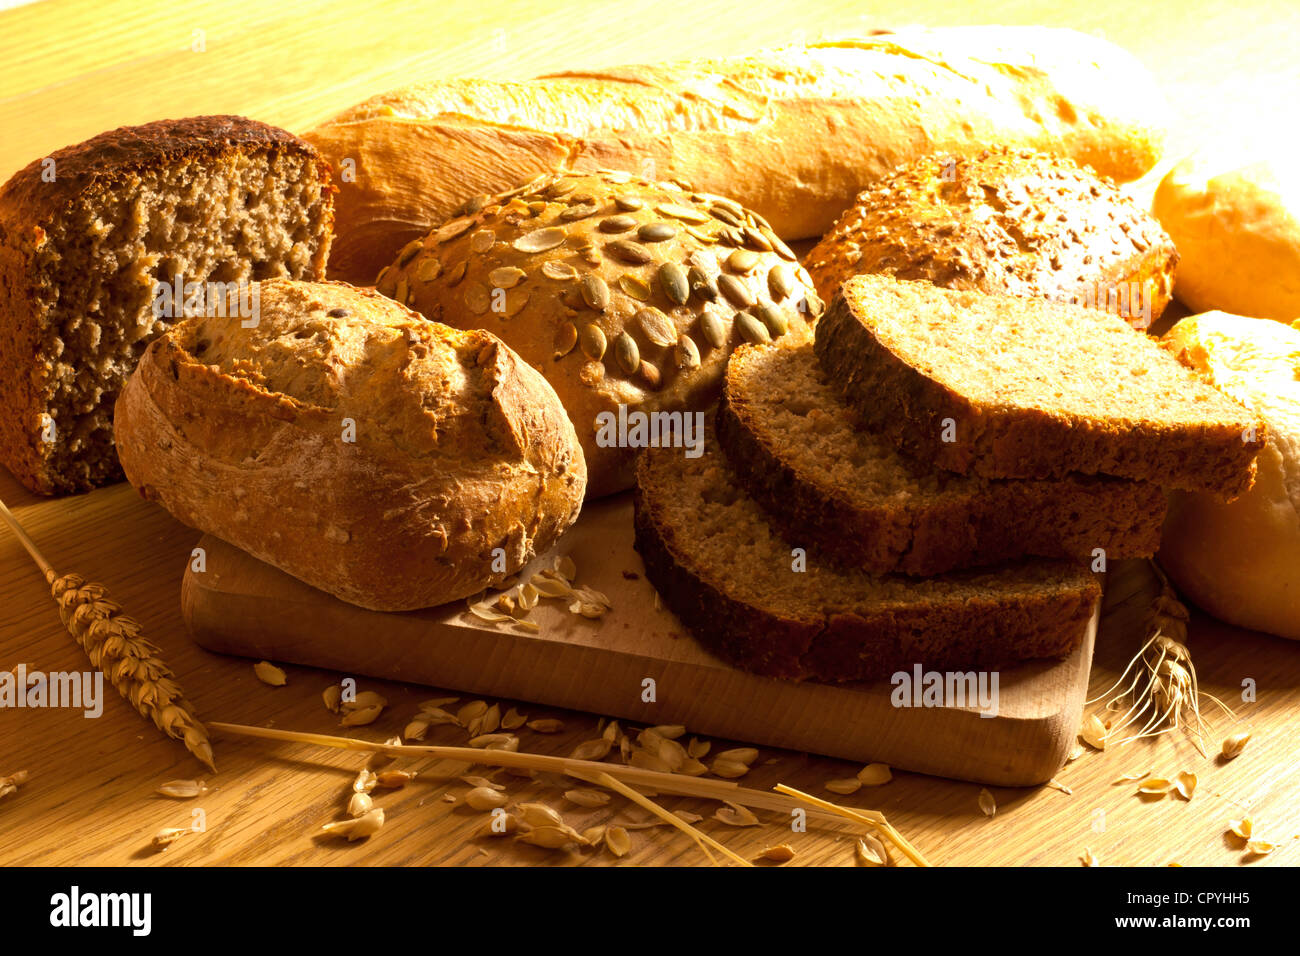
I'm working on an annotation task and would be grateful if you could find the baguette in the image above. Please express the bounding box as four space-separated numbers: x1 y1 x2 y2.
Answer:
305 26 1168 285
113 279 586 612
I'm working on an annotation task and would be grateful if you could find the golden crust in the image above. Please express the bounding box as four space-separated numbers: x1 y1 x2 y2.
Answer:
113 279 586 611
383 171 820 497
805 149 1177 330
306 27 1168 285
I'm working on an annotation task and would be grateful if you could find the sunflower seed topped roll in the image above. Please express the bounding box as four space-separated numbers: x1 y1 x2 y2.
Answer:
805 149 1178 330
379 170 823 497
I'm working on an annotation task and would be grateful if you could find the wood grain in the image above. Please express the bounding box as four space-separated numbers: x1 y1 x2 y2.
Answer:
181 497 1100 787
2 0 1299 866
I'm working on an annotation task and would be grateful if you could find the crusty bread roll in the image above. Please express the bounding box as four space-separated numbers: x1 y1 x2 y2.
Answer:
305 26 1168 285
1152 152 1300 320
806 149 1178 329
380 170 821 497
114 279 586 612
1160 311 1300 640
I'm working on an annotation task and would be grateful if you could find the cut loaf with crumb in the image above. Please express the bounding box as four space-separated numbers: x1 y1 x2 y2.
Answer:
717 342 1166 574
633 434 1100 683
814 275 1265 498
0 116 335 495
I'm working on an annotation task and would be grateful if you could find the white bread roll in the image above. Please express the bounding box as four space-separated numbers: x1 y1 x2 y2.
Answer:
1152 152 1300 320
1160 311 1300 640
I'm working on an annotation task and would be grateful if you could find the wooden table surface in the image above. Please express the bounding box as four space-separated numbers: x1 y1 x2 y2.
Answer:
1 0 1298 867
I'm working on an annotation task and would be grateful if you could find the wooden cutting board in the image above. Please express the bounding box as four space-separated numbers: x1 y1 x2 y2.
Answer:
181 494 1102 786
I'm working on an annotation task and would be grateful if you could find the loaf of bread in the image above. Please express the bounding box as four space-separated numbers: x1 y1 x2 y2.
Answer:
0 116 336 495
806 149 1178 329
381 170 820 497
1159 312 1300 640
113 279 586 612
1153 151 1300 321
717 342 1166 574
814 275 1264 497
304 26 1168 285
634 432 1100 682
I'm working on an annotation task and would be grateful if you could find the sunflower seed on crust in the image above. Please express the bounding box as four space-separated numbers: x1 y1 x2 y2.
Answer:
513 227 567 253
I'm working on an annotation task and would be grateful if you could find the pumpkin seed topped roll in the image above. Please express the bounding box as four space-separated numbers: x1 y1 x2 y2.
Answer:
378 170 823 497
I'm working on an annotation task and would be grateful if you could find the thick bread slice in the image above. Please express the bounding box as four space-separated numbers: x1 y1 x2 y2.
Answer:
717 343 1166 574
633 436 1100 682
814 276 1265 498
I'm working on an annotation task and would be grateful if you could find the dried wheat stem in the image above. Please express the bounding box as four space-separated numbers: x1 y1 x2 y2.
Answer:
773 784 932 868
1 495 214 771
575 769 750 867
209 721 896 832
0 496 52 575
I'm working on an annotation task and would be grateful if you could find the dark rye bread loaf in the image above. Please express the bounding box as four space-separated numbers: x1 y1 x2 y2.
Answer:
716 342 1166 574
0 116 335 494
633 436 1100 682
815 275 1264 498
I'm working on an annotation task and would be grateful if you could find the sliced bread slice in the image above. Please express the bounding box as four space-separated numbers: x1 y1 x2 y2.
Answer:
716 342 1166 574
814 275 1264 497
633 435 1100 682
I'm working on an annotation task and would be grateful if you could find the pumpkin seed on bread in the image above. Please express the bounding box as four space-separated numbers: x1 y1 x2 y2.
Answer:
633 431 1100 683
805 148 1177 329
814 275 1264 498
716 342 1166 574
379 170 823 497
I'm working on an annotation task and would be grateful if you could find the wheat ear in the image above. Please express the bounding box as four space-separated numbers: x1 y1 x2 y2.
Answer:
0 495 215 771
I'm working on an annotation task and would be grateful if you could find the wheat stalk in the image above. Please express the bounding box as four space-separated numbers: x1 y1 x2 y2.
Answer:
572 768 751 866
0 495 215 771
210 721 929 863
1086 560 1237 757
